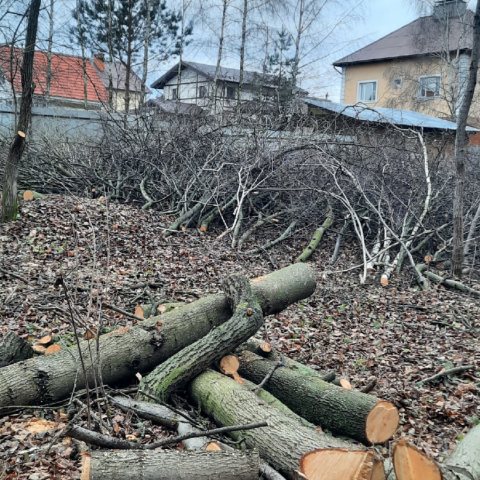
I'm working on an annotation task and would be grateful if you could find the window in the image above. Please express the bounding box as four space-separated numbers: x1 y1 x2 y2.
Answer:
418 76 441 99
357 81 377 102
198 85 207 98
172 88 177 100
393 78 403 89
226 86 236 100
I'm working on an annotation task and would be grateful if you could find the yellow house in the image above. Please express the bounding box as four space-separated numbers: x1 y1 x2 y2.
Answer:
333 0 480 126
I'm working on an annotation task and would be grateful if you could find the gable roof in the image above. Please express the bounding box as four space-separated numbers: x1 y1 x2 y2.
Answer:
92 58 149 94
333 11 474 66
151 60 281 90
302 98 479 131
0 47 108 103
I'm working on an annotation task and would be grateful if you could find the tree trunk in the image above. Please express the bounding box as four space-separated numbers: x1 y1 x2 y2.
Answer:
45 0 54 104
237 350 398 445
1 0 41 223
212 0 228 112
82 450 260 480
296 212 333 263
0 264 316 413
139 274 263 401
107 0 114 108
237 0 248 116
124 0 133 113
140 0 151 106
452 0 480 277
417 264 480 297
188 370 377 480
0 332 33 367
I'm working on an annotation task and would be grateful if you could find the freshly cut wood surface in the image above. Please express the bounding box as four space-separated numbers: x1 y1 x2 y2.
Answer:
260 341 272 352
23 190 34 200
365 402 400 446
45 344 61 355
340 379 353 390
300 449 377 480
206 442 222 451
134 304 144 318
32 345 46 354
37 335 52 346
220 355 244 383
393 440 441 480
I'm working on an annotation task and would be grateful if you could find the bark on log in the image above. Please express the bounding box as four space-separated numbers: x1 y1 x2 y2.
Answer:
417 264 480 297
188 370 372 480
82 449 260 480
238 338 334 382
0 332 33 367
296 213 333 263
0 264 316 414
139 274 263 401
237 350 399 445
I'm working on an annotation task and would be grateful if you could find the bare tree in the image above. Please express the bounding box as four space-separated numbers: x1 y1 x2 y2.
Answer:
1 0 41 223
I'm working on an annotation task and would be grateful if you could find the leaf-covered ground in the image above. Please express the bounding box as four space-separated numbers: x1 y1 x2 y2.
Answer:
1 195 479 478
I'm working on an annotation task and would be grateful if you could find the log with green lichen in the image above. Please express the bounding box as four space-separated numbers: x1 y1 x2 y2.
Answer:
296 212 333 263
138 274 263 401
237 350 399 445
188 370 368 480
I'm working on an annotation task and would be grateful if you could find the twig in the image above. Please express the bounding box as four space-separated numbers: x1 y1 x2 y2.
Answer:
420 365 474 385
360 378 377 394
252 360 283 393
103 303 145 322
0 267 26 282
66 421 268 450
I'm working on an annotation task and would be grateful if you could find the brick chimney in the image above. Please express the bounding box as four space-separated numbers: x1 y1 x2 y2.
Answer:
433 0 467 19
93 53 105 71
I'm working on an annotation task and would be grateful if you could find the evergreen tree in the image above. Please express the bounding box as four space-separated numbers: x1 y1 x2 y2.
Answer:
265 27 295 110
72 0 188 112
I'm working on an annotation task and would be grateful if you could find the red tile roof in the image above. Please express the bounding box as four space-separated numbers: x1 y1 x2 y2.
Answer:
0 47 109 103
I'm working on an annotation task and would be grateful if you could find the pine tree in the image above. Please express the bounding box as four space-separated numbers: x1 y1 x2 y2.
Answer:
72 0 187 112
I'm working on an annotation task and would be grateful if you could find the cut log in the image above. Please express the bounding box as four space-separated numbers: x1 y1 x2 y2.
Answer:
237 350 399 445
82 449 260 480
220 355 244 383
37 335 53 346
392 440 441 480
22 190 45 200
0 332 33 367
0 263 316 414
332 378 353 390
32 345 46 354
45 344 61 355
188 370 370 480
239 338 334 382
417 264 480 297
393 428 480 480
139 274 263 401
300 449 377 480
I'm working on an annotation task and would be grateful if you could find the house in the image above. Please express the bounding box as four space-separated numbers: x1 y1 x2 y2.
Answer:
0 47 108 109
92 54 149 112
332 0 480 125
150 60 307 113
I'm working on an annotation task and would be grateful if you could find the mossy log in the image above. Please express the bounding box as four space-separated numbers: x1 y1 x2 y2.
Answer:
0 263 316 414
417 264 480 297
237 350 399 445
0 332 33 367
188 370 378 480
139 274 263 401
81 450 260 480
296 214 333 263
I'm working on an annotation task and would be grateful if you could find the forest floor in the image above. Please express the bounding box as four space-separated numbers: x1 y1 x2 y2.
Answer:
1 194 480 479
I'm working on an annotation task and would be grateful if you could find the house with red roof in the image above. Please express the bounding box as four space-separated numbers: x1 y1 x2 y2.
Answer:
0 47 109 109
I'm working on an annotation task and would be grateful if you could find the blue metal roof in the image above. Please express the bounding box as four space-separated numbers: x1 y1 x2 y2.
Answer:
302 98 479 132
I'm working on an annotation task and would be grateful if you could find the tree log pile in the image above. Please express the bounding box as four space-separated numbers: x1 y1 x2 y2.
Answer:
1 263 478 480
